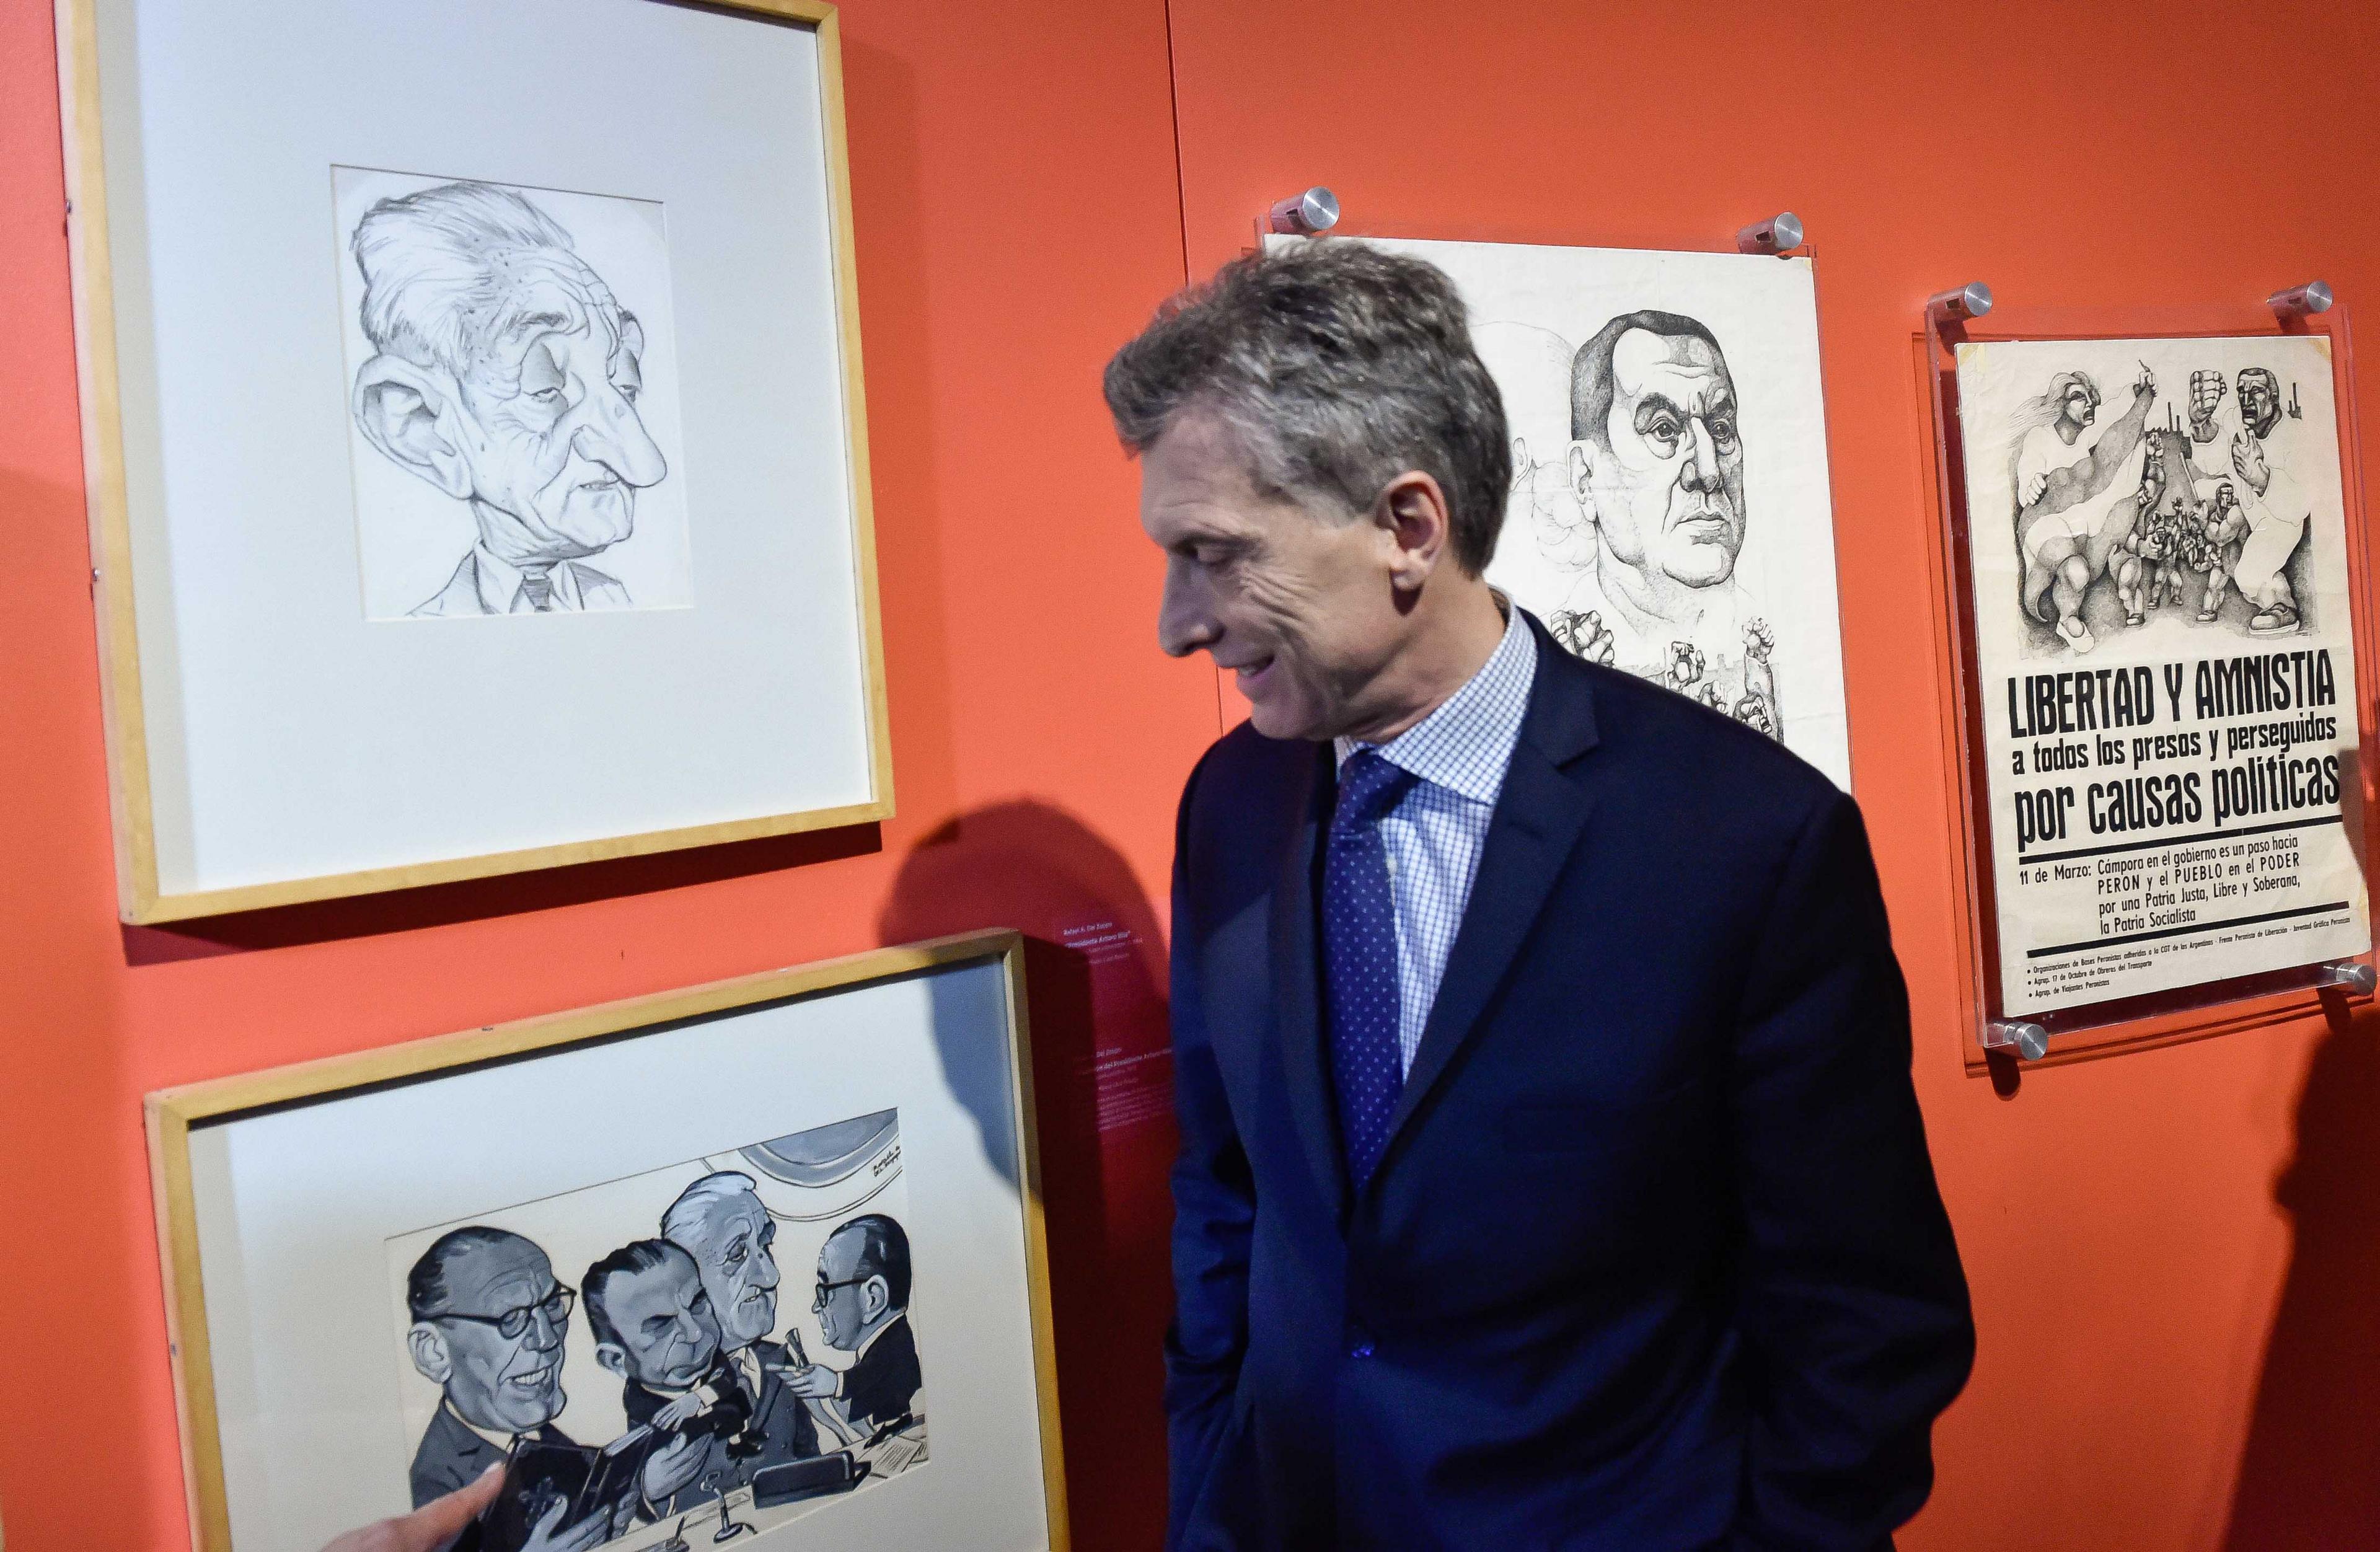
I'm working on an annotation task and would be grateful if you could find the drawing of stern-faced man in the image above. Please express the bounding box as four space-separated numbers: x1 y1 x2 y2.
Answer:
1561 311 1748 655
2226 366 2311 634
350 181 668 617
663 1173 826 1468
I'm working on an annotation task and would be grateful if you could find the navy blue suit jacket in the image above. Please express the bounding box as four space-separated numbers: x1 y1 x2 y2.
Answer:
1165 615 1974 1551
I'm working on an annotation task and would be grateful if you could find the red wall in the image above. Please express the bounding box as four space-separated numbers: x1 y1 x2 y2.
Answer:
6 0 2380 1548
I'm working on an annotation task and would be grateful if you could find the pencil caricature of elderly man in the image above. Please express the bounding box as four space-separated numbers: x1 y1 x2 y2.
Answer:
349 180 668 617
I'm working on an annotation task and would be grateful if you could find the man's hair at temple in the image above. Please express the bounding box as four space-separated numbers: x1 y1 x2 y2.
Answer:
661 1170 760 1249
583 1238 684 1349
1101 241 1513 576
352 182 581 376
836 1213 912 1310
1567 309 1726 448
406 1225 534 1322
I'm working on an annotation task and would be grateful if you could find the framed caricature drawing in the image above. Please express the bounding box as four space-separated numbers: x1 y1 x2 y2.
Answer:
149 931 1067 1552
56 0 892 922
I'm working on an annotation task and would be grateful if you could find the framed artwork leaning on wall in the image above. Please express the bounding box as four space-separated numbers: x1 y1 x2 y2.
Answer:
56 0 891 922
147 931 1068 1552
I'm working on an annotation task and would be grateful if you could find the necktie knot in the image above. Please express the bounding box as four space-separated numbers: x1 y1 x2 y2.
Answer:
520 570 557 612
1334 750 1415 834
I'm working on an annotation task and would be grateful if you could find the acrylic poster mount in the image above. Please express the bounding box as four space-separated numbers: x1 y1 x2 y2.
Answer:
1920 291 2378 1070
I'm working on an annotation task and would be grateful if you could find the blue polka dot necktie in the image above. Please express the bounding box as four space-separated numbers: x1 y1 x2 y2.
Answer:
1323 749 1417 1191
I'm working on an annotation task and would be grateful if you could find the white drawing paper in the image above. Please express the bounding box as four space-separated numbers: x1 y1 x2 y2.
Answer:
334 167 695 620
1954 334 2371 1015
1335 236 1854 790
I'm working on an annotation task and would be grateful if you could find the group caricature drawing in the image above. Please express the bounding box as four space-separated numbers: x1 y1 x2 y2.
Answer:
335 169 695 622
389 1110 925 1551
1998 358 2317 657
1339 236 1855 790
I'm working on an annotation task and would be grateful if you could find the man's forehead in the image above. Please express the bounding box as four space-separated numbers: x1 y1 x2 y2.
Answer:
1610 329 1732 402
450 1239 552 1308
821 1227 863 1274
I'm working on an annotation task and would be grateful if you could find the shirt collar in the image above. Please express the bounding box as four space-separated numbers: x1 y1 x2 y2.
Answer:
472 542 585 614
1335 600 1537 805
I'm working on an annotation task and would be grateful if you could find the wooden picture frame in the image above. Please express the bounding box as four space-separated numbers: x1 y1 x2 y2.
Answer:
57 0 893 923
148 930 1068 1551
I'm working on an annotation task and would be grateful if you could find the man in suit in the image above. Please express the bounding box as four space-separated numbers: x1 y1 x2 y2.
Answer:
785 1214 924 1435
661 1173 826 1463
347 180 666 617
1103 242 1975 1550
403 1227 703 1545
586 1238 755 1515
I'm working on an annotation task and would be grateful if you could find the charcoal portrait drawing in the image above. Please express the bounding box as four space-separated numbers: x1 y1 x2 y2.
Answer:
335 169 694 622
1333 236 1854 788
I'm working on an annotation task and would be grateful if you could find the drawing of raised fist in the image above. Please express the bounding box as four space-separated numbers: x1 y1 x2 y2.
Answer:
2188 369 2228 443
1665 641 1706 692
2230 430 2271 496
1549 608 1615 665
2131 361 2157 402
1697 681 1726 712
1732 694 1777 735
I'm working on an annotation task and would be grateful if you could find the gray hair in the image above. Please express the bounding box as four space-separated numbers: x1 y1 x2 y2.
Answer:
661 1170 760 1250
352 180 583 376
1101 242 1512 576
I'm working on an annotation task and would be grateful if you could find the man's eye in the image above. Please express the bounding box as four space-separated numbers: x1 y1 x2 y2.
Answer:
616 382 640 403
1644 419 1680 451
724 1245 746 1268
692 1292 711 1313
1708 419 1739 451
527 386 565 406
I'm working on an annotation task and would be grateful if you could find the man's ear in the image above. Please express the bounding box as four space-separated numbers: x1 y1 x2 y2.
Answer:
594 1341 628 1379
861 1276 892 1326
353 355 474 500
407 1322 454 1385
1569 441 1600 526
1375 470 1453 592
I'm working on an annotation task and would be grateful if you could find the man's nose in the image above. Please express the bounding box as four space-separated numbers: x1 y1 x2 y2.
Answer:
526 1305 565 1351
1157 560 1220 659
751 1253 778 1292
576 386 669 488
1680 418 1721 493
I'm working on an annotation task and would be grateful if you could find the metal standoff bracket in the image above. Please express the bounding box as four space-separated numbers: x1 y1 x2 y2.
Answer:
1736 212 1804 256
2269 281 2334 319
1981 1020 2050 1061
1267 187 1341 237
2316 958 2377 995
1927 283 1994 323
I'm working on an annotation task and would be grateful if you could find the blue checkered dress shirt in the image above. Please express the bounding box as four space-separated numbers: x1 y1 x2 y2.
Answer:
1334 605 1538 1074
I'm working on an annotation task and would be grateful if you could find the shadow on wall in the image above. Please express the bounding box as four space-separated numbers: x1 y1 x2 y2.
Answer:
879 800 1175 1552
2221 997 2380 1548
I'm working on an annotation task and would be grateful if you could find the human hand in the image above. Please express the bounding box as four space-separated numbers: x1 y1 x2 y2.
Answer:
1548 609 1615 666
2133 360 2157 400
319 1466 503 1552
516 1494 610 1552
641 1430 707 1505
2231 432 2270 496
1742 619 1774 661
1666 640 1705 689
653 1391 707 1431
783 1364 841 1400
2020 470 2050 507
2188 369 2226 440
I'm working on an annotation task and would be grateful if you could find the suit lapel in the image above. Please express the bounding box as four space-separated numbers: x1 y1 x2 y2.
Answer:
1382 634 1601 1158
1268 743 1350 1221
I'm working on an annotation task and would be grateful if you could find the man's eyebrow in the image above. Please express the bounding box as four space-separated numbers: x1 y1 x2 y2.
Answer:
1632 392 1688 428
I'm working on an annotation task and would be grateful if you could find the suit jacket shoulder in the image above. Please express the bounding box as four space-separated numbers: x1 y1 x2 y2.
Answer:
844 1314 922 1431
410 552 487 619
568 560 632 609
